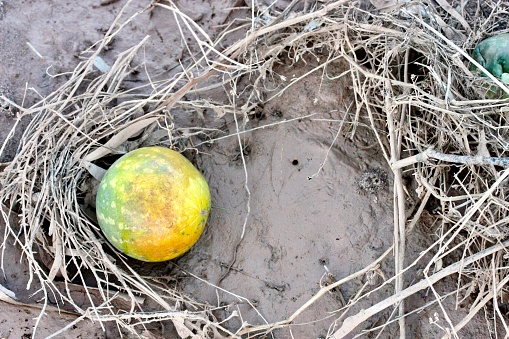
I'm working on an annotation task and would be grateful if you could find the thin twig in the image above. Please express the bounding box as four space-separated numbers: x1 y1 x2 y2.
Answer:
392 148 509 170
332 239 509 338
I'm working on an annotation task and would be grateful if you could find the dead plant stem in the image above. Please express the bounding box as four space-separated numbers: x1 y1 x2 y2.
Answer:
159 0 349 112
385 74 407 338
404 10 509 96
238 246 394 336
392 148 509 170
332 239 509 338
442 267 509 338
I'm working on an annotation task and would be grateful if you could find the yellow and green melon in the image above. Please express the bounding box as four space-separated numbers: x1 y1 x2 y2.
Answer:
95 146 211 262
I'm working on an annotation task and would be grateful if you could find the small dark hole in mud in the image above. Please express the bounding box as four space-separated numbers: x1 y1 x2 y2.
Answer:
292 159 299 166
253 104 266 120
254 110 265 120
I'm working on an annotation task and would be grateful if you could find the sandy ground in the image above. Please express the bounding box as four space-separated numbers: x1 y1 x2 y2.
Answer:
0 1 499 338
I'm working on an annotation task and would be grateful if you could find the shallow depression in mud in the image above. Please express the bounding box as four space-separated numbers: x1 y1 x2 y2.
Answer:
181 118 394 336
176 59 395 337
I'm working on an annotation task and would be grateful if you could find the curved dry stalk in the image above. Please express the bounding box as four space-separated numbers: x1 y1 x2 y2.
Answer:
393 148 509 170
332 239 509 338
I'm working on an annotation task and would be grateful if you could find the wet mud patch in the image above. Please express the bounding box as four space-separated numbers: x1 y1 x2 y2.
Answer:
177 57 396 337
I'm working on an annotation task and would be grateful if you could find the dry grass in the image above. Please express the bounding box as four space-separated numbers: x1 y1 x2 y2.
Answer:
2 0 509 337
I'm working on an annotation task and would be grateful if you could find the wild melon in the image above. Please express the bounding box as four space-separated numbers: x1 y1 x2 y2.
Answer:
95 146 211 262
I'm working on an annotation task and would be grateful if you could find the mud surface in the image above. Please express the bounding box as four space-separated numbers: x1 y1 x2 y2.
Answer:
0 0 497 338
173 54 394 337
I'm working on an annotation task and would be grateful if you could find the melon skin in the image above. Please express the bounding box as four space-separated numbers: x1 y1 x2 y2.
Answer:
96 146 211 262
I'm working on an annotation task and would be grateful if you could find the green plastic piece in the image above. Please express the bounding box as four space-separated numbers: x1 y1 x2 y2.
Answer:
472 33 509 77
502 73 509 84
471 34 509 98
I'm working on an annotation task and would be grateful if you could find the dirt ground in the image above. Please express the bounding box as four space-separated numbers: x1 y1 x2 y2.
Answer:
0 1 500 338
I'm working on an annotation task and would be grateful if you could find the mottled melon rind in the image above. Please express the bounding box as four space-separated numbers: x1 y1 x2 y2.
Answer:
96 146 211 262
